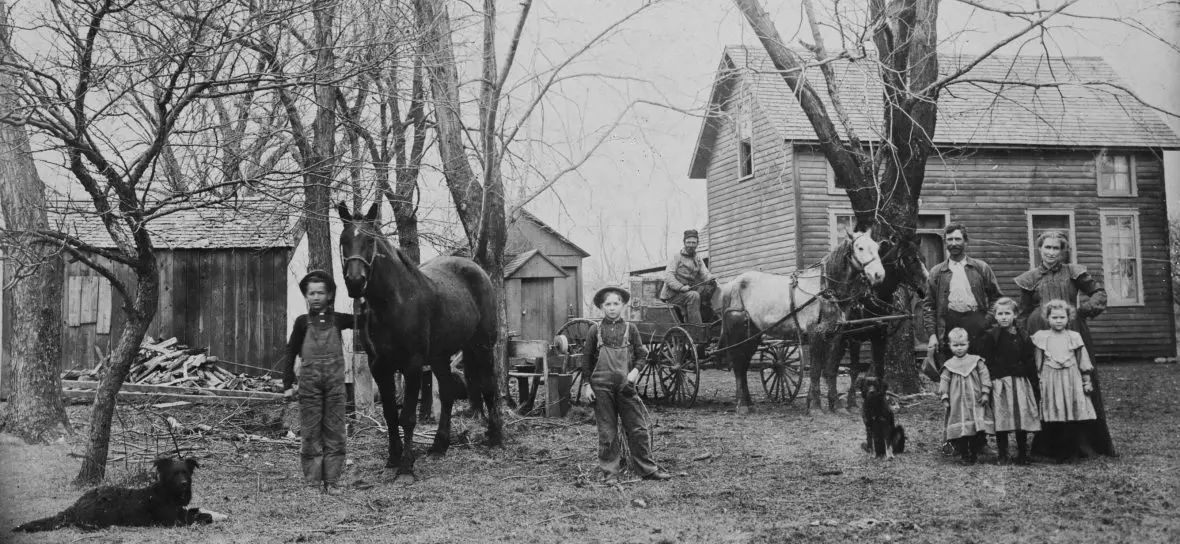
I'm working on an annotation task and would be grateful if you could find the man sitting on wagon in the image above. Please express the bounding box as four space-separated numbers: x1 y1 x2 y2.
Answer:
659 229 717 325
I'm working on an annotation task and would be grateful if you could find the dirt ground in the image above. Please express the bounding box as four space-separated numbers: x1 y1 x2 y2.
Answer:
2 362 1178 543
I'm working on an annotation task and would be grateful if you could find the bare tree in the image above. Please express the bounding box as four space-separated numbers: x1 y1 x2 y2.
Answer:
0 0 275 484
0 0 70 443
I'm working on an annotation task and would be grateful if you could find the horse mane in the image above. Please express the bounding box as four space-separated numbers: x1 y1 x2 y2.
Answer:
822 236 874 306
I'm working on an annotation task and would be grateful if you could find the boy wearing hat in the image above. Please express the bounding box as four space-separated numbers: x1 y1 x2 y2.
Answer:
581 285 672 481
659 229 716 324
282 270 356 495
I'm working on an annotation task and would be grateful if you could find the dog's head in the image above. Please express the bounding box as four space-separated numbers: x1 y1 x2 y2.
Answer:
154 457 198 505
856 376 888 400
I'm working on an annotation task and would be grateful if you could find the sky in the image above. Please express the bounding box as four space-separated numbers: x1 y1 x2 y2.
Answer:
9 0 1180 301
490 0 1180 292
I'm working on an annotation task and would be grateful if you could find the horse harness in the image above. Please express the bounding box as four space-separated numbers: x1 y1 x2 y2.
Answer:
342 234 382 293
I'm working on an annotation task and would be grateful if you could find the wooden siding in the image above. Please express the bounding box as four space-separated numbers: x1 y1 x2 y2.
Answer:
2 248 290 393
791 147 1173 360
706 84 797 281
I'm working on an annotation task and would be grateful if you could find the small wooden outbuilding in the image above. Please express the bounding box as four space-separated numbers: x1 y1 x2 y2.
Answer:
503 210 589 341
0 202 298 396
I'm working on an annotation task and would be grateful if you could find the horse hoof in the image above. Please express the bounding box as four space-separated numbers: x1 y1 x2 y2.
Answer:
392 471 417 485
426 447 447 459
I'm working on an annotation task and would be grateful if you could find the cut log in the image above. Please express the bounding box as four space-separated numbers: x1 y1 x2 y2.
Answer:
62 380 282 400
144 337 179 353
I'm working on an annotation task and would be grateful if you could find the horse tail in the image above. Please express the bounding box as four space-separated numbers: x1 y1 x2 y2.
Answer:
13 514 65 533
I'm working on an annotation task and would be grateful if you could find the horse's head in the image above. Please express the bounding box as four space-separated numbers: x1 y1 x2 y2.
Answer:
879 236 929 299
337 201 382 299
847 227 886 286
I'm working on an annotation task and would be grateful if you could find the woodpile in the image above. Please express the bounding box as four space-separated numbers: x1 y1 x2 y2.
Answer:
63 336 281 393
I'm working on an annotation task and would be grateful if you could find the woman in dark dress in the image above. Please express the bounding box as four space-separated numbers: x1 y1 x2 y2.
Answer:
1014 230 1115 459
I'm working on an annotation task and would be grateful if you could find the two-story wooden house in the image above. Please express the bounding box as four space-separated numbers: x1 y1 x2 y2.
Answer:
689 46 1180 360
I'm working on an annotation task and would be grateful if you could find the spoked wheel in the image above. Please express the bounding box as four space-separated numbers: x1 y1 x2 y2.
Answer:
758 340 804 403
555 318 596 404
637 327 700 407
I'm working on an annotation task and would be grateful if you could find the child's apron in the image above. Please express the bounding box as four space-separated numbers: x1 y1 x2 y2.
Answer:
591 322 632 386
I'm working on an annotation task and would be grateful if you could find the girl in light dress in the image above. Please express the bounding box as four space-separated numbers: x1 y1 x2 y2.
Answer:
1031 299 1098 462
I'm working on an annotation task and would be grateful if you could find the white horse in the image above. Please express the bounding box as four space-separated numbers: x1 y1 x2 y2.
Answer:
717 228 887 414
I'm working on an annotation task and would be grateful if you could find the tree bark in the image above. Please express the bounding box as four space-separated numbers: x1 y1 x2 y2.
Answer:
0 1 70 441
304 0 338 275
74 268 158 485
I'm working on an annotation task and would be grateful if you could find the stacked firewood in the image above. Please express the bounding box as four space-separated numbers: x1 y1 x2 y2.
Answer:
64 336 280 393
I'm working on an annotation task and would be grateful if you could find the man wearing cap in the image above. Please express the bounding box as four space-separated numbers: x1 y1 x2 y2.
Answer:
281 270 357 495
659 229 716 325
581 285 672 481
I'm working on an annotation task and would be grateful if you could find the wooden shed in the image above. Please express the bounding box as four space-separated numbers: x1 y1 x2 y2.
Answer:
687 46 1180 360
503 210 589 341
1 202 298 396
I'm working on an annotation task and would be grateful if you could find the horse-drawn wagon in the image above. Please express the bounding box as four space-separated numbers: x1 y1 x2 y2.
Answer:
554 275 804 408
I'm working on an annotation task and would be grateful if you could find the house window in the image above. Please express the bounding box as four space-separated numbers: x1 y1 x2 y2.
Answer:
1027 210 1076 267
735 82 754 180
916 212 950 267
1096 151 1136 197
1100 210 1142 305
829 209 856 249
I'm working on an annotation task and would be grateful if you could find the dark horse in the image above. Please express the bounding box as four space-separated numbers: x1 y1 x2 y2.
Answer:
716 228 887 414
817 236 928 412
337 203 504 477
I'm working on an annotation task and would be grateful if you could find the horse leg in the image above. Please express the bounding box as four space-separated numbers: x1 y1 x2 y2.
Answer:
470 344 505 447
806 334 828 415
427 357 455 457
370 361 402 469
723 312 758 414
418 366 434 422
845 341 862 412
397 361 423 477
824 345 841 413
731 345 758 415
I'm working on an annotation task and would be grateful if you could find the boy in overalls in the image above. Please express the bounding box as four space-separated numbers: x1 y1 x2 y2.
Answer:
282 270 356 494
580 286 672 482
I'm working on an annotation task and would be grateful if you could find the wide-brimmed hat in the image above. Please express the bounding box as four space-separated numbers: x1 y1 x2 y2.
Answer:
299 270 337 294
593 285 631 308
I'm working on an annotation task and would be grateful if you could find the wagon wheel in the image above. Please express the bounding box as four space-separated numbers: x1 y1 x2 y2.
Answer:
638 327 700 407
759 341 803 403
555 318 596 404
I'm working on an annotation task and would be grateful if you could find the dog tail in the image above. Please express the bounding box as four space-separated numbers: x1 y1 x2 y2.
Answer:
893 425 906 454
12 514 65 533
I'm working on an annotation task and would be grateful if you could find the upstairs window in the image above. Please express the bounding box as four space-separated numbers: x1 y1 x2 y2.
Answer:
735 81 754 180
1096 151 1136 197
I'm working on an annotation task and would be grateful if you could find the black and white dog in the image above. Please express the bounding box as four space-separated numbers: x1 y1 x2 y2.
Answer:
14 457 214 532
857 376 906 459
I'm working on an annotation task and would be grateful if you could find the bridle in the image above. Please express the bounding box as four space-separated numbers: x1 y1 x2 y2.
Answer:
846 232 883 273
341 231 381 294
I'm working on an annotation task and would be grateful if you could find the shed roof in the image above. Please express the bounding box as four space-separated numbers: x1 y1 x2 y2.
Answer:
504 249 568 279
512 210 590 258
50 200 300 249
690 46 1180 178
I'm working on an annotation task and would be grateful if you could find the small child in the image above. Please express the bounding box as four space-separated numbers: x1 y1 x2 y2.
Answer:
939 327 995 465
977 298 1041 465
1031 299 1098 462
581 285 671 482
282 270 356 495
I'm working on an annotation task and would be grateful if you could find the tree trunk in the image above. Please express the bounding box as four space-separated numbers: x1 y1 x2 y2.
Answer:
0 0 71 443
74 270 158 485
304 0 338 275
884 287 921 394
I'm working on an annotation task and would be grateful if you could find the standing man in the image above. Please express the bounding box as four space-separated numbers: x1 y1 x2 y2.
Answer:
922 223 1003 375
659 229 716 325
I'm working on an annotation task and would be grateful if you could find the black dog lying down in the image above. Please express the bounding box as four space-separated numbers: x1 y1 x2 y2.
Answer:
14 457 212 532
857 376 906 459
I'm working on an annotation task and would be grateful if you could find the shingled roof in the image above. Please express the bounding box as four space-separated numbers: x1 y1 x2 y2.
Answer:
51 200 300 249
691 46 1180 178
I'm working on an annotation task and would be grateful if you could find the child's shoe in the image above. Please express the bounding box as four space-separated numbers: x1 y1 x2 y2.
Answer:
996 451 1011 465
324 482 344 496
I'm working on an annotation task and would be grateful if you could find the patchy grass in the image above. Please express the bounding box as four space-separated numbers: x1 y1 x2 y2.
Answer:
2 362 1178 543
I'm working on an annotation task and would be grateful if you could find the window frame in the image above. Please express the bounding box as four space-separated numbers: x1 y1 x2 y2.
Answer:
1095 150 1137 197
828 207 856 250
1026 209 1077 269
1098 208 1144 307
734 78 754 182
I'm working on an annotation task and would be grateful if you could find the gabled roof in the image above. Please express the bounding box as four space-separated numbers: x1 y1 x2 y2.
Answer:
691 46 1180 178
513 209 590 258
504 249 569 279
49 200 300 249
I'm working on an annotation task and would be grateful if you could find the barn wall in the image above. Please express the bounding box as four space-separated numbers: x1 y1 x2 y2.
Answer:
2 248 292 377
793 147 1174 360
705 82 796 280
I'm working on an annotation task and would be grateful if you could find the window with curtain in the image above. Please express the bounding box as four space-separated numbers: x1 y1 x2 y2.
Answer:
1100 211 1142 305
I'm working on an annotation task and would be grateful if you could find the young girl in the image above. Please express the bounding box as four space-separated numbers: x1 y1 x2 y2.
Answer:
939 327 994 465
282 270 356 494
977 298 1041 465
1031 299 1098 462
